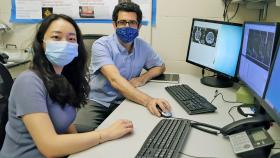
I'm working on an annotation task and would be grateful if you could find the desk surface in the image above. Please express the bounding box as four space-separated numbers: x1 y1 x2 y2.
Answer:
4 60 30 69
70 74 280 158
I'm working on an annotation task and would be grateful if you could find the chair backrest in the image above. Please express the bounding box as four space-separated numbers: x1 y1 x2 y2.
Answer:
0 63 13 149
82 34 105 67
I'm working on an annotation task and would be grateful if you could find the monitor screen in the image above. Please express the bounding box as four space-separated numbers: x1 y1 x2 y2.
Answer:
187 19 242 77
186 18 243 77
238 22 279 97
263 40 280 125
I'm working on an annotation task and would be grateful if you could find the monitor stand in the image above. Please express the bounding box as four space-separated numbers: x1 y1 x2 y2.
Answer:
200 75 233 88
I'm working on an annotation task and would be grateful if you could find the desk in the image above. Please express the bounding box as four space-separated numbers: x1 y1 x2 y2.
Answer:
70 74 280 158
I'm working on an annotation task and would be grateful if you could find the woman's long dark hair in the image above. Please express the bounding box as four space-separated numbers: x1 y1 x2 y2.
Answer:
31 14 90 108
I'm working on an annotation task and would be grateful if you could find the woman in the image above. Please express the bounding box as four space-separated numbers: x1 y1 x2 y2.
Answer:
0 14 133 158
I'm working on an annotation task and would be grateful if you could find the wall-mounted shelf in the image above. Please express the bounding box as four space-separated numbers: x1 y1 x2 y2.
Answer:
230 0 276 19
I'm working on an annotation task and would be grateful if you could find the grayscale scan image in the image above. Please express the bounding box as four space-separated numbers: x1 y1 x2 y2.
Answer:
246 29 274 70
192 26 218 47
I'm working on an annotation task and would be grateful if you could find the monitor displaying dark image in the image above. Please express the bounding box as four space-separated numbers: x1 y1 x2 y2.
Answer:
186 18 243 88
238 22 280 97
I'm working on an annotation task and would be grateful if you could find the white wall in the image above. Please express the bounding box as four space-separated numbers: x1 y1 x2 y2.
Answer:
1 1 280 75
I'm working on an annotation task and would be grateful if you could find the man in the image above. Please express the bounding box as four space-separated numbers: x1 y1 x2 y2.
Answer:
74 2 171 132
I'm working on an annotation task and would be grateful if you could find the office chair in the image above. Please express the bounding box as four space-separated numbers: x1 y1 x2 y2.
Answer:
82 34 105 66
0 63 13 149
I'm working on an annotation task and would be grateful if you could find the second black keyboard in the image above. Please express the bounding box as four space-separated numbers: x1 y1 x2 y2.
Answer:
135 119 191 158
165 84 217 115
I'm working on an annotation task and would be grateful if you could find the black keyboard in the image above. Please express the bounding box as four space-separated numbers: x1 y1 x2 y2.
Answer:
165 84 217 115
135 119 191 158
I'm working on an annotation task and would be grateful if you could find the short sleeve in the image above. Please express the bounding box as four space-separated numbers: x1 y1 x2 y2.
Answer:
10 71 48 117
142 42 164 70
89 39 115 75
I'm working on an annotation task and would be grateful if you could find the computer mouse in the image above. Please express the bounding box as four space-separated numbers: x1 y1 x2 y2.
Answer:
156 105 172 118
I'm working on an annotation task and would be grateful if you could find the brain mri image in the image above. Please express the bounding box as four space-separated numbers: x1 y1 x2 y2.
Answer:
192 26 218 47
194 27 202 42
205 31 215 46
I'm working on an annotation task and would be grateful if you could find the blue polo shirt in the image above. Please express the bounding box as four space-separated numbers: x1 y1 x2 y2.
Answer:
88 34 164 107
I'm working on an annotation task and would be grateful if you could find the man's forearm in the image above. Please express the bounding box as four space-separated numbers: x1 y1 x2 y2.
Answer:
139 65 166 83
101 64 163 107
110 76 153 106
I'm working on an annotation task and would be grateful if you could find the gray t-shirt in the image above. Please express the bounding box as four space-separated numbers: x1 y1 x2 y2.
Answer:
0 71 76 158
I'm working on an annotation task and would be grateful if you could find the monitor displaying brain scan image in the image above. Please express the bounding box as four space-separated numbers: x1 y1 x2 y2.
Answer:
186 18 243 87
187 18 243 79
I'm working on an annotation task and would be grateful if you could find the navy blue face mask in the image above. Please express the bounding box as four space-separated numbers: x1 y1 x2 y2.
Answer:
116 27 139 43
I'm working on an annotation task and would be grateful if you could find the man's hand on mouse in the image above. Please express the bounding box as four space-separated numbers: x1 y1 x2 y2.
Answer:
145 98 171 117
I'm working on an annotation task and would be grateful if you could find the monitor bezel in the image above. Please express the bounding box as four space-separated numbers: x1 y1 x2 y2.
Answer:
237 21 280 99
261 36 280 126
186 18 243 78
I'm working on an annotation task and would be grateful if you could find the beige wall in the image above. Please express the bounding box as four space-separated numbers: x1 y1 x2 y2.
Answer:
1 1 280 75
267 3 280 22
153 1 258 75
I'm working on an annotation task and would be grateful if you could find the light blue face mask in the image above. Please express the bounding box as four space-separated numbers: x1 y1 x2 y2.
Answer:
44 41 78 67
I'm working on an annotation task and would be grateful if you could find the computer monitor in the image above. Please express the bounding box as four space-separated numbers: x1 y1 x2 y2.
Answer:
263 38 280 126
238 22 280 98
260 37 280 158
186 18 243 88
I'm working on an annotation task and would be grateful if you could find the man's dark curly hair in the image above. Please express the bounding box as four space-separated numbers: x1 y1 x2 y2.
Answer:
112 2 142 25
